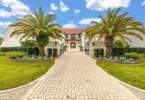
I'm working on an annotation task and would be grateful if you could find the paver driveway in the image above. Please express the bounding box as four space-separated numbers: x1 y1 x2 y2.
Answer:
21 52 139 100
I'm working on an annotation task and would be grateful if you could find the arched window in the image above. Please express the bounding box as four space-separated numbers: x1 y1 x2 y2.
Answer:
70 42 76 48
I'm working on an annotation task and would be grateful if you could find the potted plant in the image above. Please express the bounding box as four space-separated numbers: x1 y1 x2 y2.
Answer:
92 41 95 46
64 45 68 51
78 46 83 51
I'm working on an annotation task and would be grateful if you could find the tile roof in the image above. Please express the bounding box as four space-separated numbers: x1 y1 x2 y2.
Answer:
62 28 85 34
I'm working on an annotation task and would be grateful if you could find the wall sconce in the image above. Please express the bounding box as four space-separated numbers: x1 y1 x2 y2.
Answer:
54 42 57 46
92 41 95 46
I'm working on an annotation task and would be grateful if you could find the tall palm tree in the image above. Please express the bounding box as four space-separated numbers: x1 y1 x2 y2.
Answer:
10 7 64 56
85 7 145 57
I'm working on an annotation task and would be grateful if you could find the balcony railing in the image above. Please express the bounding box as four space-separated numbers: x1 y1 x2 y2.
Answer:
65 38 81 41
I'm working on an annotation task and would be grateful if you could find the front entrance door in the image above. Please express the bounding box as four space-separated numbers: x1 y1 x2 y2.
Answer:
70 42 76 48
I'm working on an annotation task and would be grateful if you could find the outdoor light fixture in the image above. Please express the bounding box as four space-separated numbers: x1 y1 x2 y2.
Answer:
92 41 95 46
54 42 57 46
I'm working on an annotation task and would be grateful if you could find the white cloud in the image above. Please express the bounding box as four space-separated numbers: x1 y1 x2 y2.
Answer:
49 12 54 15
85 0 131 11
74 9 80 14
0 21 12 29
0 0 30 17
69 21 74 23
63 23 76 28
141 1 145 5
79 18 101 25
50 3 58 10
0 9 12 18
60 1 69 12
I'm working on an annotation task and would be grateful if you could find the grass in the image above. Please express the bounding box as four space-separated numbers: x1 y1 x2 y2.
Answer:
97 58 145 90
0 57 54 90
0 52 26 59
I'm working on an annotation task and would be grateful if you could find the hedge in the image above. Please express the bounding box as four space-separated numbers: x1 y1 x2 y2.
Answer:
27 47 39 56
94 47 145 57
0 47 39 56
94 48 104 57
112 47 145 56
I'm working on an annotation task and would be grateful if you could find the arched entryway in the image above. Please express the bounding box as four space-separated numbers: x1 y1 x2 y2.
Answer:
70 42 76 48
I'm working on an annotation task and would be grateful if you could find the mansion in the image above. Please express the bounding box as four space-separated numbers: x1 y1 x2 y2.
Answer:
1 24 145 56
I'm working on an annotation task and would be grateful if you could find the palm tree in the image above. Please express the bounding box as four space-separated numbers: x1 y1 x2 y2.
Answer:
10 7 64 56
85 7 145 57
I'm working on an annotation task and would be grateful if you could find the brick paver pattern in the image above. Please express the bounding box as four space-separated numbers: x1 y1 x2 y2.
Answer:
21 52 139 100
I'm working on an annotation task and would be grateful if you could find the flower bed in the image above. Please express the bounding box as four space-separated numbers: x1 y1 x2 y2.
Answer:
14 56 53 62
97 57 140 64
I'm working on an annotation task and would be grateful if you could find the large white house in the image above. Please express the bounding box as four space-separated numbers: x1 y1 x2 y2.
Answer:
1 23 145 56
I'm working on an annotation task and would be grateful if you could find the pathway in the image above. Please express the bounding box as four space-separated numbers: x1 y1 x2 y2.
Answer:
21 52 139 100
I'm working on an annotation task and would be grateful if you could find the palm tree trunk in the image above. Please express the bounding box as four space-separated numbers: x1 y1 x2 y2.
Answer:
39 46 45 56
105 36 113 57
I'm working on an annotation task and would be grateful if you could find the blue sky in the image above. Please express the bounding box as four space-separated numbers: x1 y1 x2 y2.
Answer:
0 0 145 37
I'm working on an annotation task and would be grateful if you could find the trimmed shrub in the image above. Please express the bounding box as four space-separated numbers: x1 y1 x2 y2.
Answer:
4 52 26 59
112 48 124 56
94 48 104 57
53 49 57 57
0 47 39 56
27 47 39 56
33 47 39 56
125 52 139 59
47 49 52 57
112 47 145 56
0 52 6 56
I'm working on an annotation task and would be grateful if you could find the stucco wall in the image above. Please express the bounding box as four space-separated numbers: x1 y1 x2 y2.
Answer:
89 41 105 56
126 30 145 47
81 32 86 51
1 27 21 47
66 41 80 51
44 41 61 55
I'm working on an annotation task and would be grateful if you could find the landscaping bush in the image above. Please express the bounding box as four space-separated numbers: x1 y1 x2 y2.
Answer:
0 47 39 56
20 40 37 48
125 52 145 59
53 49 57 57
94 48 104 57
33 47 39 56
125 52 139 59
112 47 145 56
112 48 124 56
47 49 52 57
0 52 6 56
6 52 26 59
27 47 39 56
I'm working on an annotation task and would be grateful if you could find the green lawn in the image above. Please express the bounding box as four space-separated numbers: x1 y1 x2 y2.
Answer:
97 59 145 90
0 57 54 90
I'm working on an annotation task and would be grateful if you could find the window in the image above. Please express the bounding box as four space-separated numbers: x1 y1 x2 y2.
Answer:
65 34 68 38
70 42 76 48
78 34 81 38
71 34 75 39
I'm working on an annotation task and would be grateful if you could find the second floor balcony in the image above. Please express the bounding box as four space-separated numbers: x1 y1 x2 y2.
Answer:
65 34 81 40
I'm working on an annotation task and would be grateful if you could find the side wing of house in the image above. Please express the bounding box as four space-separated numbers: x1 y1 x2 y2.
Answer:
126 30 145 47
1 26 21 47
